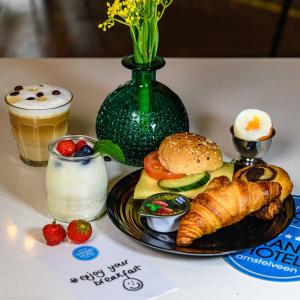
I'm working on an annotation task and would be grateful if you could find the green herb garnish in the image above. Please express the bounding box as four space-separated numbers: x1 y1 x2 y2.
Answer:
93 140 126 163
145 203 160 213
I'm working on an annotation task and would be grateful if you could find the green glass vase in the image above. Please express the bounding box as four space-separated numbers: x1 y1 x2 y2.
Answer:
95 55 189 166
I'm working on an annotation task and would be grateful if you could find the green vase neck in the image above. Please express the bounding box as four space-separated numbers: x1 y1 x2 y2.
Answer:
132 69 155 85
121 55 165 113
122 55 165 71
122 55 165 83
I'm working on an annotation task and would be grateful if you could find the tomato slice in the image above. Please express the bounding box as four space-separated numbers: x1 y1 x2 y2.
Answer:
144 151 184 180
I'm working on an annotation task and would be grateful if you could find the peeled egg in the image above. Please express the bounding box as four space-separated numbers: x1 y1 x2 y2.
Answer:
233 109 272 141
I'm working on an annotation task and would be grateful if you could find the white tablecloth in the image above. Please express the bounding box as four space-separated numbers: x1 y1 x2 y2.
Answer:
0 58 299 299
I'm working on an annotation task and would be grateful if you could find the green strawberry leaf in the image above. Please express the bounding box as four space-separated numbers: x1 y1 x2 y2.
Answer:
93 140 126 163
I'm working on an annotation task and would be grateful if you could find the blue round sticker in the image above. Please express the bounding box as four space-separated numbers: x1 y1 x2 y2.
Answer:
72 246 99 261
224 195 300 282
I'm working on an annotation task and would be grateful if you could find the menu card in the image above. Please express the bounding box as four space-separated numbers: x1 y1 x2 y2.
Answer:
37 234 177 300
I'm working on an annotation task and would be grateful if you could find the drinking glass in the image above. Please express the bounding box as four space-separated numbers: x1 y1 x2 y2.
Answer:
46 135 108 222
5 85 72 166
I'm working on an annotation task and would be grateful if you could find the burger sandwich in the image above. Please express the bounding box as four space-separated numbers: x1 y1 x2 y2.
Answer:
134 132 234 199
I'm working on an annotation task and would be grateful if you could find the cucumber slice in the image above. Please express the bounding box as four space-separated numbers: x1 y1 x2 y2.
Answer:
158 172 211 192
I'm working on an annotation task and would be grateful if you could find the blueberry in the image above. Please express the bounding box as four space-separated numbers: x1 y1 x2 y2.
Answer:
81 145 95 156
54 161 62 167
74 145 94 158
81 159 91 166
74 151 85 157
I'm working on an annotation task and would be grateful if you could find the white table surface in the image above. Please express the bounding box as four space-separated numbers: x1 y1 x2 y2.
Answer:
0 58 299 300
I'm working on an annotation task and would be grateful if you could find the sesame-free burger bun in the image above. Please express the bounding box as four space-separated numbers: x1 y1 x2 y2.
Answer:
158 132 223 175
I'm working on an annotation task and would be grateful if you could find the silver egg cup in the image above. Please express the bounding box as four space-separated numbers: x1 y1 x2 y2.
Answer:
230 126 275 170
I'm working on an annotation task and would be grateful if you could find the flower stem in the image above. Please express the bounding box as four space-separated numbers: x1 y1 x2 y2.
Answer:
138 76 152 113
130 1 158 114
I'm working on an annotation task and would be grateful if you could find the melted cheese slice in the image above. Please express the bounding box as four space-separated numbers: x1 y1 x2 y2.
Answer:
133 162 234 200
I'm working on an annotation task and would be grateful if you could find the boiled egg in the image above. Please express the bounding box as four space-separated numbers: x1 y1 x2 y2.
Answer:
233 109 273 141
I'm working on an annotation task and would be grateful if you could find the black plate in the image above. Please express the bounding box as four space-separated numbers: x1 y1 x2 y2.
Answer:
106 170 295 256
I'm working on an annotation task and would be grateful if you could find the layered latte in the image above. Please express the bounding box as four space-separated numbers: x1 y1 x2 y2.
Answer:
5 85 72 166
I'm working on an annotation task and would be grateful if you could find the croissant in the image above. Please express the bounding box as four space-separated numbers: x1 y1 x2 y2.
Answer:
176 177 282 246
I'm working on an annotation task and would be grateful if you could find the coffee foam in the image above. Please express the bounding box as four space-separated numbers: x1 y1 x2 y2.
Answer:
5 85 72 117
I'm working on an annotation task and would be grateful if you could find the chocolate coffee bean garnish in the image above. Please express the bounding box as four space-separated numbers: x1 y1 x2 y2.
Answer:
10 91 20 96
241 166 276 182
52 90 61 95
246 167 265 182
14 85 23 91
26 97 35 100
36 92 44 97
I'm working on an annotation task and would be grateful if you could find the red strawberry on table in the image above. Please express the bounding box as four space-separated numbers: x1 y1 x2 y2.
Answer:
56 140 76 156
42 221 66 246
67 219 92 244
75 140 87 152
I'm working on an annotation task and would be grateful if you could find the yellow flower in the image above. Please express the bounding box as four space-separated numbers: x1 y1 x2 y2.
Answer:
99 0 172 30
98 0 173 64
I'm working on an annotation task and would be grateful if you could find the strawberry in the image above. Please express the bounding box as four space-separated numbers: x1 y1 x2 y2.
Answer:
42 221 66 246
67 219 92 244
157 207 173 215
56 140 76 156
75 140 87 152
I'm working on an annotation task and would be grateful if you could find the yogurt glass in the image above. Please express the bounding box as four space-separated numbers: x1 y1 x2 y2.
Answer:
5 84 72 166
46 135 108 222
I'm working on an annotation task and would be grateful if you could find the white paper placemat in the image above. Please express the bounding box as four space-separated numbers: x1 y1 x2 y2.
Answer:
37 234 177 300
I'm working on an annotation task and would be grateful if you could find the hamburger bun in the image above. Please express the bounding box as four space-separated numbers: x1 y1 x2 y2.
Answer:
158 132 223 175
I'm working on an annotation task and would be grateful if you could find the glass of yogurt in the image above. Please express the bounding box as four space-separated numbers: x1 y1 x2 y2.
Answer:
46 135 108 222
5 84 72 167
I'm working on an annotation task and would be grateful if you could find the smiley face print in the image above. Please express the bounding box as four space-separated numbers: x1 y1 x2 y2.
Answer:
122 278 143 291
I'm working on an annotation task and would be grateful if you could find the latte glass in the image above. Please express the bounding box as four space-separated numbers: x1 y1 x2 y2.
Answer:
5 85 72 167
